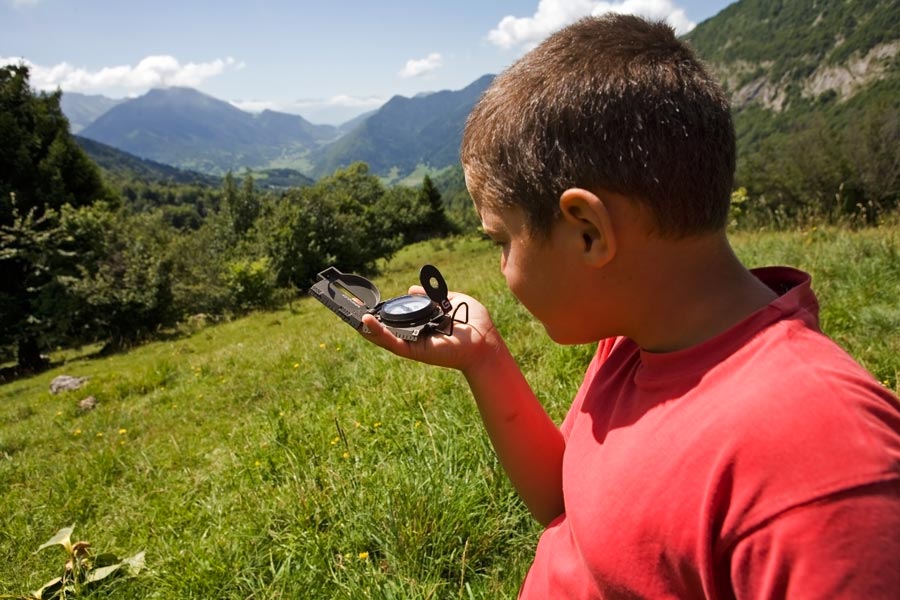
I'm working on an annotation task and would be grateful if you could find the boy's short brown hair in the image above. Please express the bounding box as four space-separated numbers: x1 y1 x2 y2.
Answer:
461 14 735 238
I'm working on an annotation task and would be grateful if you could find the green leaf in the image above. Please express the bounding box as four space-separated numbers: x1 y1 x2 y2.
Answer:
85 562 123 583
36 525 74 553
84 551 145 584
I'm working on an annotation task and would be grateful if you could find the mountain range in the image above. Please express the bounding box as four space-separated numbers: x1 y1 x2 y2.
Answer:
67 0 899 185
73 76 493 181
79 87 342 175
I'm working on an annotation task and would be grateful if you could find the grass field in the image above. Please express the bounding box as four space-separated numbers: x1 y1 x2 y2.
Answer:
1 226 899 598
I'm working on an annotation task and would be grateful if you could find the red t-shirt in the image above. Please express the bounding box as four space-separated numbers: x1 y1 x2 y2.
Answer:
520 267 900 599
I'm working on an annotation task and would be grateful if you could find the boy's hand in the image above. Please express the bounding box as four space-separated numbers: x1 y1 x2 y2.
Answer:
359 286 500 373
362 285 567 525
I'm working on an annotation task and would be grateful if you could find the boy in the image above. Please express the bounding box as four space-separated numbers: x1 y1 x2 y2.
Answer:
361 15 900 599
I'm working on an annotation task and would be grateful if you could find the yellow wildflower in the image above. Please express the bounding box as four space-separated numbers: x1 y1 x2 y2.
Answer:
358 551 369 560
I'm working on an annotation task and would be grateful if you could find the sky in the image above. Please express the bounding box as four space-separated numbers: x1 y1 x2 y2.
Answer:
1 0 736 125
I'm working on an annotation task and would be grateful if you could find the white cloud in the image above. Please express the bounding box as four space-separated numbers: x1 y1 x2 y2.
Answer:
229 99 281 113
230 94 385 114
315 94 386 109
0 55 243 94
7 0 42 7
229 94 387 125
398 53 443 78
488 0 695 50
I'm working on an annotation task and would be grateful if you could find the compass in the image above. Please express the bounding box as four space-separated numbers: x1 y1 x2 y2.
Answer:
309 264 467 341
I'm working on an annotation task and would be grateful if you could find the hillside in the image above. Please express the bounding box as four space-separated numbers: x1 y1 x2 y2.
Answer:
75 135 221 187
76 134 313 203
687 0 899 111
80 87 341 175
684 0 900 213
2 229 898 595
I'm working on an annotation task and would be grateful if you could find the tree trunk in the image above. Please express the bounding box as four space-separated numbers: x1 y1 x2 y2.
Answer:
17 337 49 372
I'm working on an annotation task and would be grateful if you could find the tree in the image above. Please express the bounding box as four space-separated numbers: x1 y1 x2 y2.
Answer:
60 205 177 352
261 163 401 288
844 102 900 216
0 65 112 369
417 175 453 239
221 170 261 236
0 201 70 369
238 170 260 234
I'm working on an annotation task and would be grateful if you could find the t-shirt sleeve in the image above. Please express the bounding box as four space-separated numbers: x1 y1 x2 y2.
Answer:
728 478 900 599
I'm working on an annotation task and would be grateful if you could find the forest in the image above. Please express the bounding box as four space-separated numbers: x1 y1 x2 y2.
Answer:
1 66 458 373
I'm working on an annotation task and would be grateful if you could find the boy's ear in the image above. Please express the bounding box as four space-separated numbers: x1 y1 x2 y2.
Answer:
559 188 617 269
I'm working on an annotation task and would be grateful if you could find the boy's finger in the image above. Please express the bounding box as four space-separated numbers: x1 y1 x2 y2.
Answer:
360 314 410 357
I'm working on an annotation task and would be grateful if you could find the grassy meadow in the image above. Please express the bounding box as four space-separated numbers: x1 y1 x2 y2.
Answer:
1 226 899 598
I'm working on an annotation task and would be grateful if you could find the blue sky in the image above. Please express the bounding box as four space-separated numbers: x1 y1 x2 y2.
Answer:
1 0 736 124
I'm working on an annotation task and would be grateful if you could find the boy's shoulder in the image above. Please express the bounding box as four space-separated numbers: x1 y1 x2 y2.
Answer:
570 266 900 526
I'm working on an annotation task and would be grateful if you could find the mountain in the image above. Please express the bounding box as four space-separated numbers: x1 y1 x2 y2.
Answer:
60 92 124 133
337 109 378 135
255 109 338 145
79 87 341 175
312 74 495 178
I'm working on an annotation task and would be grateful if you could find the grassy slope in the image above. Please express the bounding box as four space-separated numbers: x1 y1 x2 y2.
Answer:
1 227 898 598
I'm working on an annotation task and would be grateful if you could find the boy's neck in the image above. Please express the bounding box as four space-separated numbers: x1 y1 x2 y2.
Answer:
623 232 777 354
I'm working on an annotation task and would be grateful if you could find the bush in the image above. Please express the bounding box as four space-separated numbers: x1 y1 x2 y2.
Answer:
225 256 278 312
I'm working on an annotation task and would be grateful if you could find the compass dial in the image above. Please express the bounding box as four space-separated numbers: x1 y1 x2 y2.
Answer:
379 294 438 324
